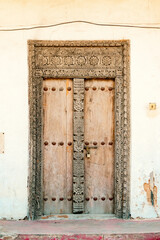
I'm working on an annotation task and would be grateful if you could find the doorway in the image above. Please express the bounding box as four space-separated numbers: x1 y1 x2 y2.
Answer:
28 40 130 219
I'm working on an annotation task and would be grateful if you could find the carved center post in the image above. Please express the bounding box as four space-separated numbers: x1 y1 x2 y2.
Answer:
73 78 85 213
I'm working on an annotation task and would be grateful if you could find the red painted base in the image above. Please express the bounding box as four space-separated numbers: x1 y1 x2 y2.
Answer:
1 234 160 240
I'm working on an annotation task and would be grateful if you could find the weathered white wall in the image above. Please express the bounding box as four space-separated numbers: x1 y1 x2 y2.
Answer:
0 0 160 219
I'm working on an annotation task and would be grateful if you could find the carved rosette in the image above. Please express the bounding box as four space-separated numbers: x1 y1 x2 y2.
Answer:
73 79 85 213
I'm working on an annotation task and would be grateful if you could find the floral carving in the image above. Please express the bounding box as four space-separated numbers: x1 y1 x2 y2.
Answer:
102 56 112 66
64 56 74 65
50 56 62 65
73 78 85 213
89 56 99 66
77 56 86 66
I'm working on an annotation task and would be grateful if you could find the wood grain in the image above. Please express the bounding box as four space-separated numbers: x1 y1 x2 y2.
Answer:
43 79 73 214
43 78 115 215
84 79 115 214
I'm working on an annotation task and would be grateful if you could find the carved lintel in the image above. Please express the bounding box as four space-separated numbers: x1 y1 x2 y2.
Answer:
73 78 85 213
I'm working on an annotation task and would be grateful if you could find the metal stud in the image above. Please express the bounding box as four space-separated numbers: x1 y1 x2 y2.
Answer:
101 87 105 91
93 197 98 201
109 197 114 201
52 197 56 201
59 87 64 91
52 142 56 145
68 142 72 146
59 197 64 201
43 87 48 91
44 141 48 146
59 142 64 146
92 86 97 91
108 87 114 91
93 141 97 145
44 198 48 201
101 197 105 201
101 141 105 145
67 197 72 201
52 87 56 91
85 87 89 91
67 87 71 91
86 197 90 201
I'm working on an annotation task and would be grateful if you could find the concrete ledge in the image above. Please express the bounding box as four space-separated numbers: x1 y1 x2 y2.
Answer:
0 219 160 239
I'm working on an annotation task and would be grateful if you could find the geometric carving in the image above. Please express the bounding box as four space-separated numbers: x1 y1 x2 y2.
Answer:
73 79 85 213
28 40 130 219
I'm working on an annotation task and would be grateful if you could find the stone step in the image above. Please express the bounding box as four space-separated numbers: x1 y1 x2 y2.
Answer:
0 219 160 240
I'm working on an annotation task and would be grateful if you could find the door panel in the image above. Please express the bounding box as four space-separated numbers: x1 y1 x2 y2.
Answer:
43 79 73 215
43 78 114 215
84 79 115 214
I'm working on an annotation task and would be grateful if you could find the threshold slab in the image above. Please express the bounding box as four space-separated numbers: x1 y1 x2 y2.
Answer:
0 219 160 239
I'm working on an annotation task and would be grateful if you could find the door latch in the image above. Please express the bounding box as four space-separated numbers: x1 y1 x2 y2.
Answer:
84 145 98 158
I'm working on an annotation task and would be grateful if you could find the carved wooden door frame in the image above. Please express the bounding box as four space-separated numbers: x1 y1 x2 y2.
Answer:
28 40 130 219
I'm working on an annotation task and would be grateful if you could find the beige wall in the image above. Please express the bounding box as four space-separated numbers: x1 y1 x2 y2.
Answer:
0 0 160 219
0 0 160 27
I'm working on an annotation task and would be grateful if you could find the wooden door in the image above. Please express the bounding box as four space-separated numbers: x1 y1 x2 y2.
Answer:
84 79 115 214
43 78 114 215
43 79 73 215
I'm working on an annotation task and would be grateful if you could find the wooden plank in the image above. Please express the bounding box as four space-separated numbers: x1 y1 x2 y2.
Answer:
66 79 73 212
84 79 115 214
43 79 72 215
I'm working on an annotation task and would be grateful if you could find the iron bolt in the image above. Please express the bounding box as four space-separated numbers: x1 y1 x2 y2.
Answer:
67 197 72 201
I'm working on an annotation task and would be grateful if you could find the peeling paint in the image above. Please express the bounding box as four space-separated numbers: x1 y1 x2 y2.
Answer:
144 172 157 207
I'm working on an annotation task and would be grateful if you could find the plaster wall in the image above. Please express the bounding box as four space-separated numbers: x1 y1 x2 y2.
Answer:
0 0 160 219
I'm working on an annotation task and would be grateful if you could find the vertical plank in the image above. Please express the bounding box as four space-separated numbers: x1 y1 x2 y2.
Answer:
84 79 115 214
43 79 73 215
73 79 85 213
66 79 73 212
